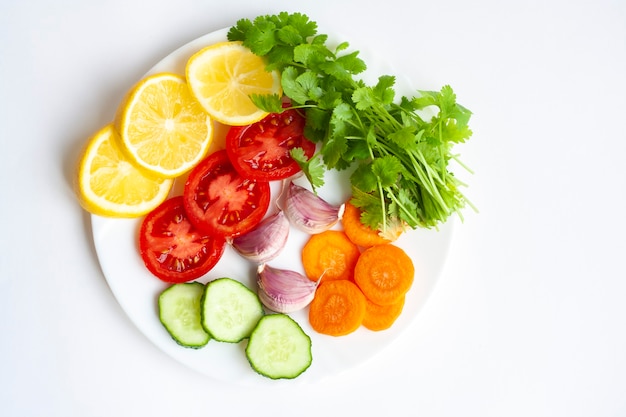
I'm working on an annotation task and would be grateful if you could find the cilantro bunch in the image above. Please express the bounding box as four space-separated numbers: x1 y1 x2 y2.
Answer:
228 12 474 231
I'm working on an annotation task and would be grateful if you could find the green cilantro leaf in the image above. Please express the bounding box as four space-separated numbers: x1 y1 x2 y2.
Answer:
342 139 370 161
281 66 310 104
276 25 304 46
244 20 277 56
290 148 325 191
350 162 378 193
227 18 252 41
387 127 418 150
373 75 396 104
393 187 421 228
265 45 296 71
349 186 385 229
371 155 403 188
352 86 375 110
321 127 348 168
335 51 367 75
249 93 283 113
281 12 317 38
303 107 331 133
331 101 353 121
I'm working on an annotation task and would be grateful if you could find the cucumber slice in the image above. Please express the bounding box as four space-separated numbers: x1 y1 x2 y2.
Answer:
246 314 312 379
201 277 264 343
158 282 209 348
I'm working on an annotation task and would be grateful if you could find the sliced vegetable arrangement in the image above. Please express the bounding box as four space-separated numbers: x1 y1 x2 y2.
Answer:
75 11 474 380
158 278 311 379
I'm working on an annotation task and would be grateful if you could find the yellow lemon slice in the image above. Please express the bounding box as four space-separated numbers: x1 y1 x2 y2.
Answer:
115 73 213 178
186 41 282 126
76 124 173 217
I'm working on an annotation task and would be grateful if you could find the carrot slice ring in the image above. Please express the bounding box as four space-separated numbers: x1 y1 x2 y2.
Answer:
342 201 392 247
308 280 366 336
301 230 361 282
354 244 414 306
362 296 406 331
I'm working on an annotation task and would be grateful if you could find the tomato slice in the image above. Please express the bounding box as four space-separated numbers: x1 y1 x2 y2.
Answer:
225 109 316 181
139 196 226 283
184 149 270 238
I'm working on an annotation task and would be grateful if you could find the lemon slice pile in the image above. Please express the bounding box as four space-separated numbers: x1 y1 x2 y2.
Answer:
75 40 282 218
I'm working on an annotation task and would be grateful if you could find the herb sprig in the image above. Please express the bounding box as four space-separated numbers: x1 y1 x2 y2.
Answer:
228 12 475 231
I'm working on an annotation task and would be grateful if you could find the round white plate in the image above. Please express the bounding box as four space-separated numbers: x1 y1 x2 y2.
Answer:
91 27 454 386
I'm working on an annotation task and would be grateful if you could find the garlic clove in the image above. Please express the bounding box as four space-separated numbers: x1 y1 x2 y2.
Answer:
284 181 345 234
230 210 290 264
257 264 319 313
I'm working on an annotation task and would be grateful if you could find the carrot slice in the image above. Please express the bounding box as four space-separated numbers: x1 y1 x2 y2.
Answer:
342 201 392 247
308 280 366 336
362 296 406 331
354 244 414 306
301 230 361 282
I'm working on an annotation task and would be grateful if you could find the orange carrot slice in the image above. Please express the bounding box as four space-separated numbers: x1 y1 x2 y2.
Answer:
354 244 414 306
301 230 361 282
362 296 406 331
342 201 391 247
308 280 366 336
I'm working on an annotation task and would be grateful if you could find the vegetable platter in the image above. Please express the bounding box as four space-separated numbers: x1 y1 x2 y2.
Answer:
88 13 471 384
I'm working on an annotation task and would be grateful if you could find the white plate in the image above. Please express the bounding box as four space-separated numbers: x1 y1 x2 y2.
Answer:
91 27 454 385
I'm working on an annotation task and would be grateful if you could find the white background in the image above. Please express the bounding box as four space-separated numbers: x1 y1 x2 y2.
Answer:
2 0 626 416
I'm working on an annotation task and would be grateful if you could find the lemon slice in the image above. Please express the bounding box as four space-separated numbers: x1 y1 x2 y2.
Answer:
76 124 174 217
115 73 213 178
186 41 282 126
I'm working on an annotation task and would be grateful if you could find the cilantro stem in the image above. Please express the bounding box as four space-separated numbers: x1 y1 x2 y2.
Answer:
377 182 388 232
386 187 421 226
363 134 390 232
451 154 474 174
438 118 447 181
411 150 450 214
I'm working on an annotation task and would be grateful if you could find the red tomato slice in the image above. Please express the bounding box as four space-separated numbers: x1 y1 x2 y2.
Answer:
139 196 226 283
225 109 316 181
183 149 270 238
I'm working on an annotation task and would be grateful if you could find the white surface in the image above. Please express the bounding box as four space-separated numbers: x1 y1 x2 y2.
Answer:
2 0 625 416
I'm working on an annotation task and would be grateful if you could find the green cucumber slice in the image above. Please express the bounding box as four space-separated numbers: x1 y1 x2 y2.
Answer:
201 277 264 343
158 282 209 348
246 314 312 379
